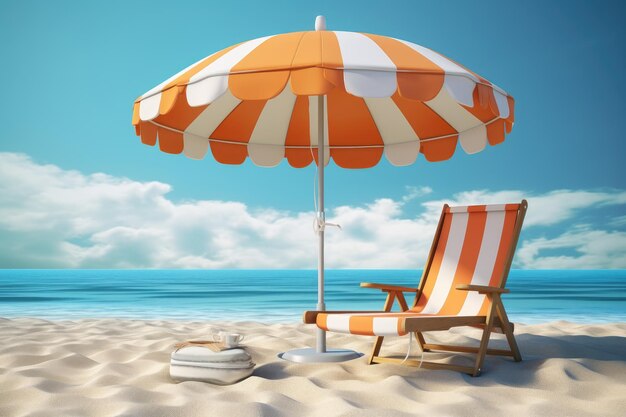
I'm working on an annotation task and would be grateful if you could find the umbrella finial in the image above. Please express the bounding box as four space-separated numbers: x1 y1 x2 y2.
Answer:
315 15 326 31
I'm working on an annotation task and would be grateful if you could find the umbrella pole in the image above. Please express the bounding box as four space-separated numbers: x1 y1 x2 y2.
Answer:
278 94 360 363
316 95 326 354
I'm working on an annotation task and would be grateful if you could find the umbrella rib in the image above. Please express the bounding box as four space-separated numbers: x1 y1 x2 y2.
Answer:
137 68 505 103
147 118 502 149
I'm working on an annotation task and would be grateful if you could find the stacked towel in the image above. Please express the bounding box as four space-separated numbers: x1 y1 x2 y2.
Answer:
170 346 255 385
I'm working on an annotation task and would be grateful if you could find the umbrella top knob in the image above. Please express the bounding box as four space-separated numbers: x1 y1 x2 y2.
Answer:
315 15 326 31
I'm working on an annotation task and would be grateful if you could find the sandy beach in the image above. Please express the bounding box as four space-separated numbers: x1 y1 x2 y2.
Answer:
0 318 624 417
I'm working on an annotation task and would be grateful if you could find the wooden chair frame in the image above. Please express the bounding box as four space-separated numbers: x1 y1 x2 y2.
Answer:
304 200 528 377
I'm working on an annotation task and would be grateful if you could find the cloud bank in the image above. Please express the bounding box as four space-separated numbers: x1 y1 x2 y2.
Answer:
1 152 624 269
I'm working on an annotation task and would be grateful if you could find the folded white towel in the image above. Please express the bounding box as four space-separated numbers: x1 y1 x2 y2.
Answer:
171 346 251 363
170 363 254 385
170 345 255 384
171 358 254 369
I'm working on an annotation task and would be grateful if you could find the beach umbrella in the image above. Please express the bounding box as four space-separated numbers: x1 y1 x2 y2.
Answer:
131 16 515 362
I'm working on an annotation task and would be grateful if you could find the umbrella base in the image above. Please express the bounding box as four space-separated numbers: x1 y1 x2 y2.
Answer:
279 348 362 363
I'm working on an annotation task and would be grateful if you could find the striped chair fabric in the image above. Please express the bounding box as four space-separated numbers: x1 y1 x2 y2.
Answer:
316 203 521 336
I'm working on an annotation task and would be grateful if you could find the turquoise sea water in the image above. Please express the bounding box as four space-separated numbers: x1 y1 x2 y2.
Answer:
0 270 625 324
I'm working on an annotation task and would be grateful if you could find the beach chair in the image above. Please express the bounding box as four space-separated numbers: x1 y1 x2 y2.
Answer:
304 201 527 376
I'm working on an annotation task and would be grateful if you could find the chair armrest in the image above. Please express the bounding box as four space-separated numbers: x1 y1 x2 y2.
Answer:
456 284 510 294
360 282 419 293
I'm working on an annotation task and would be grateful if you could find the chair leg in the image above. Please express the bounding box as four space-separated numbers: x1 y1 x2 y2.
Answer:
368 291 397 365
369 336 384 364
473 303 496 377
495 297 522 362
414 332 427 351
370 332 426 365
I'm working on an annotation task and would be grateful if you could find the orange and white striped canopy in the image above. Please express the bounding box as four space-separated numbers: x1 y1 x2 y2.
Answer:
132 23 515 168
316 203 523 336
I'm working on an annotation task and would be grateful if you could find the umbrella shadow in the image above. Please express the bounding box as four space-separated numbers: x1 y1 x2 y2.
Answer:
456 333 626 387
254 334 626 385
516 333 626 361
253 361 291 380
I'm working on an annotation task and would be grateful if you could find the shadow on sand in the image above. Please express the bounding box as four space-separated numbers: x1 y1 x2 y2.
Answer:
251 333 626 386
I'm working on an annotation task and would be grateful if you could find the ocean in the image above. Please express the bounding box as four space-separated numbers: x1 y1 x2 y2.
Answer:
0 269 625 324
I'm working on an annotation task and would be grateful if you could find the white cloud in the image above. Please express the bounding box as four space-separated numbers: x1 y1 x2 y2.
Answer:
423 189 626 227
0 152 624 269
401 185 433 203
517 226 626 269
610 215 626 228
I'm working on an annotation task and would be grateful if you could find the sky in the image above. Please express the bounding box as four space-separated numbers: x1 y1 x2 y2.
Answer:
0 0 624 269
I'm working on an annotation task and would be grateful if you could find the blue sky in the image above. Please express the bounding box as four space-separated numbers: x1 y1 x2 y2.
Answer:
0 1 625 268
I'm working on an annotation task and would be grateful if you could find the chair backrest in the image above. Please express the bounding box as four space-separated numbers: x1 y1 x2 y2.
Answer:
411 201 527 316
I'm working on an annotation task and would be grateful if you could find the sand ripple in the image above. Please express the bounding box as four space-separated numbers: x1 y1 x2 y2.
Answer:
0 318 625 416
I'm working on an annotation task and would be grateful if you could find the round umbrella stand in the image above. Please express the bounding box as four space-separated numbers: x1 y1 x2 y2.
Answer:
279 348 362 363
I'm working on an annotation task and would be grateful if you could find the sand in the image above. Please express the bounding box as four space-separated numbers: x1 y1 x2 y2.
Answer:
0 318 625 417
